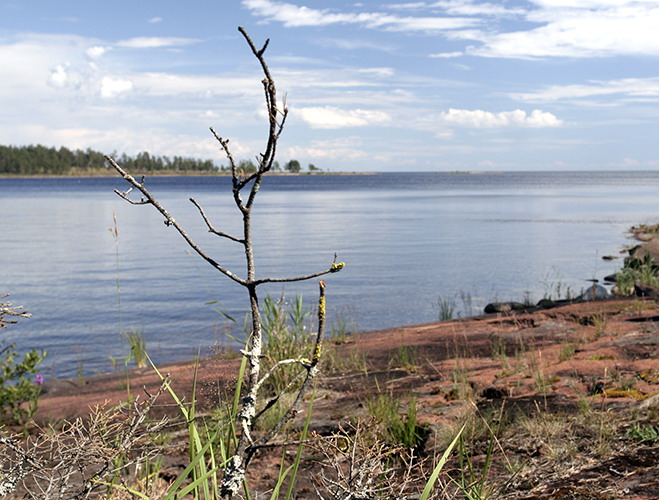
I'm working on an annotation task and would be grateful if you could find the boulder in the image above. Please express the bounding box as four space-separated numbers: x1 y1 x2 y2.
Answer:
628 239 659 265
483 301 527 314
633 282 659 299
580 284 610 301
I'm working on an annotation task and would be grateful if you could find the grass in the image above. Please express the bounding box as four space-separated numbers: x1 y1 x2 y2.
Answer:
261 294 314 394
124 329 147 368
558 342 576 362
615 254 659 295
366 392 429 450
389 344 419 372
436 295 458 321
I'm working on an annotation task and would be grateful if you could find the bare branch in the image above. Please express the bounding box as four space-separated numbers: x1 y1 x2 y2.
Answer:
253 256 344 285
0 294 31 329
189 198 244 243
107 155 247 287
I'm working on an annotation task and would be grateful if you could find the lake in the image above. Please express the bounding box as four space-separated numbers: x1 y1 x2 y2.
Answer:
2 171 658 379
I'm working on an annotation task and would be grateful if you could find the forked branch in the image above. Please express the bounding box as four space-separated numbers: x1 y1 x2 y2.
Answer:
107 26 343 499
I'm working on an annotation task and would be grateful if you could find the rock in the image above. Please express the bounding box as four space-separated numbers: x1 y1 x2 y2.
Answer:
580 284 610 301
536 298 555 309
481 386 507 399
602 255 618 260
634 282 659 299
628 239 659 264
484 301 527 314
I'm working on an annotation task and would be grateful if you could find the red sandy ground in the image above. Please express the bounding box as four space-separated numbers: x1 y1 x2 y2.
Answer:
36 297 659 499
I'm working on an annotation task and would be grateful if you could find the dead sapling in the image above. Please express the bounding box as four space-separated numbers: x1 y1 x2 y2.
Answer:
107 26 344 498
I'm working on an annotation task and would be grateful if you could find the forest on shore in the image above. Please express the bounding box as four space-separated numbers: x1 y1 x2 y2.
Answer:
0 144 317 176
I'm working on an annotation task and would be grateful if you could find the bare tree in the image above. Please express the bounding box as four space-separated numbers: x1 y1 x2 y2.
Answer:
106 26 343 497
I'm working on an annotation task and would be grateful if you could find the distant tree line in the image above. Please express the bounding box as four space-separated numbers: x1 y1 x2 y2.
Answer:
232 158 320 174
0 145 218 175
0 144 321 176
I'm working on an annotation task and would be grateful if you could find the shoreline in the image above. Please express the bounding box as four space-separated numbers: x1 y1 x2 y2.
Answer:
0 171 377 179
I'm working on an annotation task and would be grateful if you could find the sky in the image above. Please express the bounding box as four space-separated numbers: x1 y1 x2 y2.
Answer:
2 0 659 172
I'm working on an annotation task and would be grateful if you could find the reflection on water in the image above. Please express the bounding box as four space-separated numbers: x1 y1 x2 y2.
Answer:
2 171 659 378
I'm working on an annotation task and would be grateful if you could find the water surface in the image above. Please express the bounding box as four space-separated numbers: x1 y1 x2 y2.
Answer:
2 171 657 378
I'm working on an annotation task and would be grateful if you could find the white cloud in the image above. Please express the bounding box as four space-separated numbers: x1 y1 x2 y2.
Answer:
85 46 107 60
116 37 199 49
129 72 261 97
245 0 659 59
466 1 659 58
100 77 134 98
296 106 391 128
148 17 163 24
242 0 480 31
429 51 463 58
440 108 563 127
389 1 525 17
48 64 70 88
512 77 659 102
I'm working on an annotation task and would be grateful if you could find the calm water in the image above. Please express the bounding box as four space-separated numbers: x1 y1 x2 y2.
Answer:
2 171 658 378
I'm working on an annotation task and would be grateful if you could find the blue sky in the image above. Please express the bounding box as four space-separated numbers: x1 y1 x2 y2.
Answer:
2 0 659 172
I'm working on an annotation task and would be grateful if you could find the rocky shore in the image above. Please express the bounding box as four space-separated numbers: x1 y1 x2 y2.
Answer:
29 226 659 498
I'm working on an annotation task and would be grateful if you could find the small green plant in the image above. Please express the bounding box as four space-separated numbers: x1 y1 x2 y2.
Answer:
615 254 659 295
367 393 428 450
328 305 357 344
124 329 148 368
625 423 659 444
436 295 458 321
0 296 47 432
541 268 577 301
558 343 576 362
322 345 368 373
0 343 46 431
261 295 314 394
592 314 607 338
389 345 418 372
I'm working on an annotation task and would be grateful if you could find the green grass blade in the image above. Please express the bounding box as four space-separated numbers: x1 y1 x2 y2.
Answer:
92 480 151 499
420 424 465 500
270 463 295 500
163 431 217 497
175 466 221 499
285 384 316 500
211 307 237 324
147 353 189 421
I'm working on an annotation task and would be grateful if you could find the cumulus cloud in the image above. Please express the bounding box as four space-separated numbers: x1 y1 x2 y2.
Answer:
297 106 391 128
100 77 134 98
85 46 107 60
440 108 563 127
48 64 70 88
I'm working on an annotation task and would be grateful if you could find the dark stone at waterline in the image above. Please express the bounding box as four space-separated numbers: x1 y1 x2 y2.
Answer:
634 282 659 299
483 301 528 314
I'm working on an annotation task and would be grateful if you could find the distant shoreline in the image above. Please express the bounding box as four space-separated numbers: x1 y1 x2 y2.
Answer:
0 170 377 179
